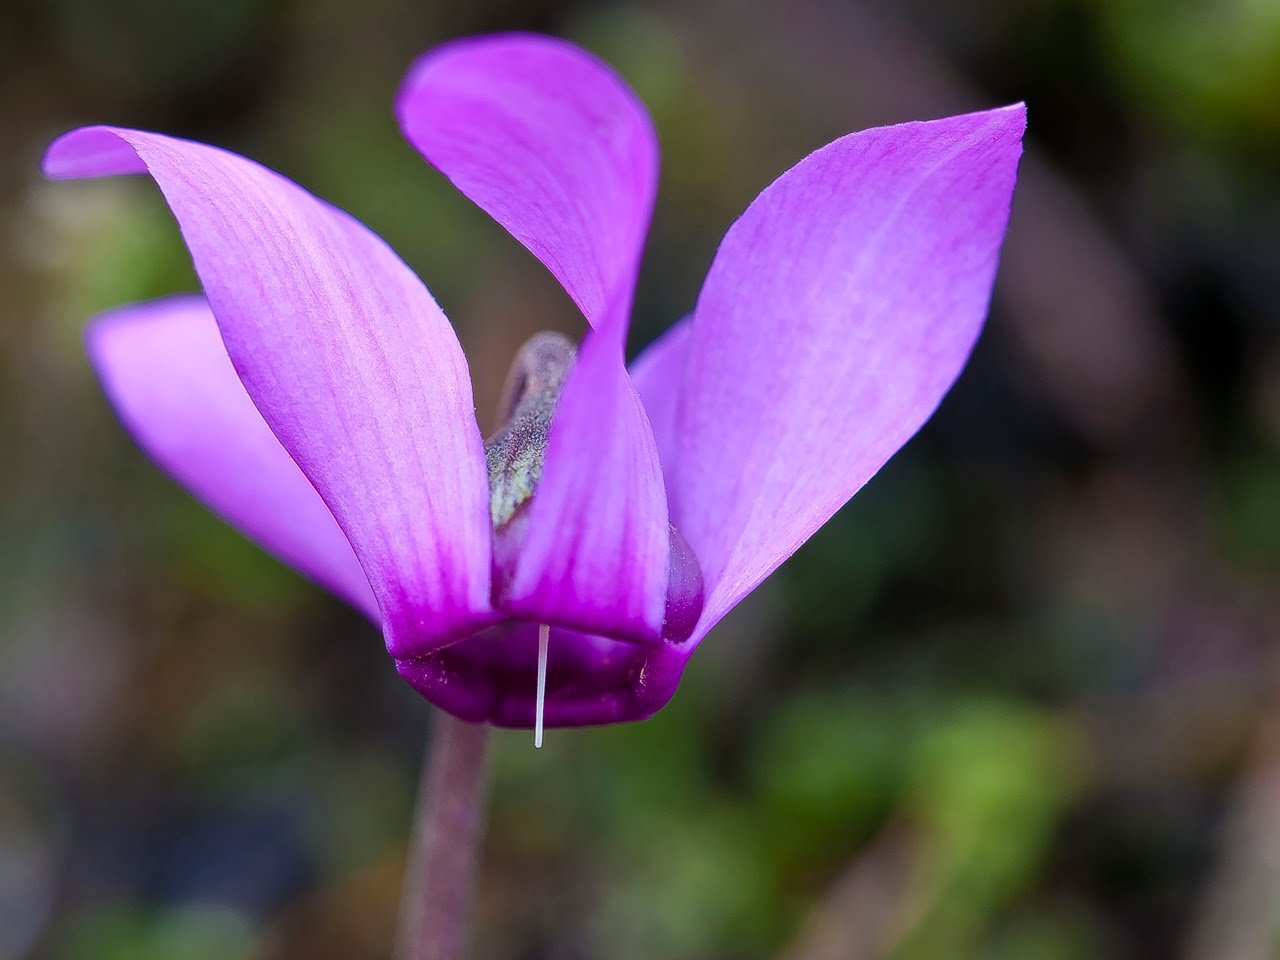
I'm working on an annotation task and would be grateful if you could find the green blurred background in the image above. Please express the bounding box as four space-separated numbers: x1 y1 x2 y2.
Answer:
3 0 1279 957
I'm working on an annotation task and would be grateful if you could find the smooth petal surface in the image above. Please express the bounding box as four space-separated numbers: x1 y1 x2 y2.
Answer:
502 309 674 643
45 128 494 655
671 105 1026 636
629 316 691 477
88 295 378 618
397 33 658 328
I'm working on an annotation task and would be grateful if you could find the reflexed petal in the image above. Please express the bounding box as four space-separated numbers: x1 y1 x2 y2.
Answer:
88 295 378 618
396 33 658 328
501 308 674 643
672 105 1026 636
44 127 495 654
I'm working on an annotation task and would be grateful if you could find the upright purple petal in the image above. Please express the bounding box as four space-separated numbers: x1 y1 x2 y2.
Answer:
396 34 658 328
671 105 1026 636
88 295 378 618
44 128 495 655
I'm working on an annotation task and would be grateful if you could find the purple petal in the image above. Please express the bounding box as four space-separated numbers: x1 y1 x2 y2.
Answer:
500 309 674 643
88 295 378 618
671 105 1026 637
45 127 495 655
396 33 658 328
629 316 691 478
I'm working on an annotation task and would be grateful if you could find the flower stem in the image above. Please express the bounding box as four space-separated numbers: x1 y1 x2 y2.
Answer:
395 712 492 960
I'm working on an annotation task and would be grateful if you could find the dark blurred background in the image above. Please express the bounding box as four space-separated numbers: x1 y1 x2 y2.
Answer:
3 0 1279 957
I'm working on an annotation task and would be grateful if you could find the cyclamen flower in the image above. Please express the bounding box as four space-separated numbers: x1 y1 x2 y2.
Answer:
44 35 1024 735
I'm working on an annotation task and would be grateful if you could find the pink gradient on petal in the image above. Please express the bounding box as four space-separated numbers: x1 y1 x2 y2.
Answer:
88 295 378 618
629 316 691 481
671 105 1027 639
45 127 495 656
396 33 658 330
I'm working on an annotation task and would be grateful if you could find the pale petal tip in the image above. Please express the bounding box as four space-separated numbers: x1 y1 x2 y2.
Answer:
40 128 85 179
84 294 207 361
954 101 1027 142
398 33 564 123
974 102 1028 150
997 100 1028 135
41 126 146 181
395 32 656 147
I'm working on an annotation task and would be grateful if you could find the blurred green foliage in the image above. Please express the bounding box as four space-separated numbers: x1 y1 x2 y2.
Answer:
1097 0 1280 148
54 903 257 960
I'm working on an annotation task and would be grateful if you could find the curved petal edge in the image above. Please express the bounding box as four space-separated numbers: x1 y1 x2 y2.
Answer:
671 104 1027 640
87 295 379 618
396 33 659 330
45 126 496 655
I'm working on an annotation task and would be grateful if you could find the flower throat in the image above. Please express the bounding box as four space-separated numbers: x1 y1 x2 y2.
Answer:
483 332 705 745
483 332 575 746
